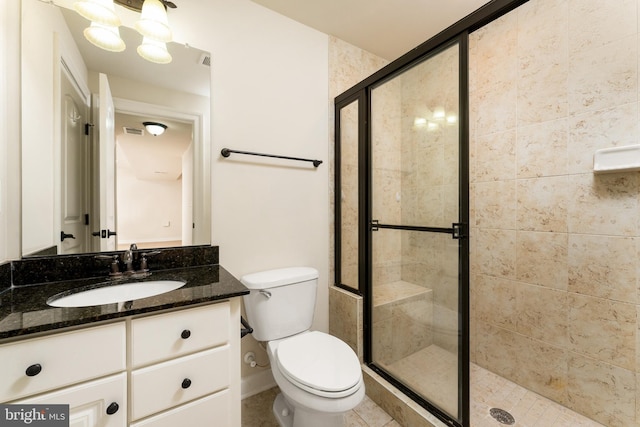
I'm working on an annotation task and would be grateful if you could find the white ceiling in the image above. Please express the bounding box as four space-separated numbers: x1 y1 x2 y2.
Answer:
250 0 492 60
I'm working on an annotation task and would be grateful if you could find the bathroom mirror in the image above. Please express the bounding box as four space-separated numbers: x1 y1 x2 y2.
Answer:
21 0 211 256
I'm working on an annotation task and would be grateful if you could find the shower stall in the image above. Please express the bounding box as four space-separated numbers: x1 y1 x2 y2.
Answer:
335 34 469 427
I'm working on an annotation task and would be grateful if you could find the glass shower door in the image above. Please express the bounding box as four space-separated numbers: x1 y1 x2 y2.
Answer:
368 39 468 425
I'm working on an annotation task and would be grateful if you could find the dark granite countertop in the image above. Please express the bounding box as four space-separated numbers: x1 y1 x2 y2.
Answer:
0 264 249 341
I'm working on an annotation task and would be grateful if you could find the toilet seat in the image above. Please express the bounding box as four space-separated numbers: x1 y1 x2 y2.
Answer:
275 331 362 399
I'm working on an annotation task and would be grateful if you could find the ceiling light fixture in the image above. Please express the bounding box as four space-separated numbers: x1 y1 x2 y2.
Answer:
143 121 167 136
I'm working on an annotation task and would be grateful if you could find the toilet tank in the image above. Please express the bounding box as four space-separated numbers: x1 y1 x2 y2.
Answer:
241 267 318 341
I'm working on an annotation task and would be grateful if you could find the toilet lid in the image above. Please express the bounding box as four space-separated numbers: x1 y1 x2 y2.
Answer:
276 331 361 394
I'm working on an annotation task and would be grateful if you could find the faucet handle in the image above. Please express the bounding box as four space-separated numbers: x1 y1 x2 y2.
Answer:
139 250 161 271
95 254 122 277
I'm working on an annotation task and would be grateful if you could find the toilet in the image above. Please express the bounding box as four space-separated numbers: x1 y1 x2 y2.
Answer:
241 267 365 427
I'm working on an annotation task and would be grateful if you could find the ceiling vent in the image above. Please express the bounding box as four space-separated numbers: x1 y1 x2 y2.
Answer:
199 53 211 67
123 127 144 136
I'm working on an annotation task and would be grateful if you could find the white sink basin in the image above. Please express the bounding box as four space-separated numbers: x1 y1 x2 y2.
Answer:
47 280 186 308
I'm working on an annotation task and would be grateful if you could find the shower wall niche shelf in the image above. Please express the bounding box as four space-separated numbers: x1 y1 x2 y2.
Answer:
593 144 640 173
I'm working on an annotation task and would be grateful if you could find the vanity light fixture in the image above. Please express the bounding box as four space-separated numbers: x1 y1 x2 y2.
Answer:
83 21 126 52
137 36 172 64
143 121 167 136
135 0 173 43
74 0 121 26
74 0 175 64
75 0 126 52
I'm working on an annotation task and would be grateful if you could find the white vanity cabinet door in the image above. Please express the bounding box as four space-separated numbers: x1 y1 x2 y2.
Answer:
130 345 230 421
129 390 230 427
0 322 126 402
130 303 230 367
15 372 127 427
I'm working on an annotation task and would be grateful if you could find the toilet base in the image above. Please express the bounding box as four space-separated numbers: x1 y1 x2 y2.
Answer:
272 392 345 427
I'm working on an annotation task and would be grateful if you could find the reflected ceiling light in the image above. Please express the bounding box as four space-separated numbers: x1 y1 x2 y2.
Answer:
74 0 121 26
135 0 173 43
433 107 446 120
83 22 126 52
143 121 167 136
446 115 457 124
137 37 172 64
414 117 427 127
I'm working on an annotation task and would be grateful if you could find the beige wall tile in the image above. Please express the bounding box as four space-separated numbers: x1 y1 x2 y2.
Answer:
516 283 568 348
475 130 516 182
568 294 636 370
474 180 516 229
516 231 568 291
567 173 639 236
475 228 516 279
568 0 637 52
475 274 517 330
568 354 636 426
517 119 568 178
568 234 638 303
517 176 568 232
568 36 638 115
567 103 639 175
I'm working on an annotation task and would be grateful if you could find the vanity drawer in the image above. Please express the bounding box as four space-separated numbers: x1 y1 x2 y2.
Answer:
130 302 229 367
130 345 230 420
130 389 230 427
15 373 127 427
0 322 126 402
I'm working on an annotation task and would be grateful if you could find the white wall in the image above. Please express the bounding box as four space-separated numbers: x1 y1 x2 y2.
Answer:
1 0 22 263
169 0 330 328
116 156 183 245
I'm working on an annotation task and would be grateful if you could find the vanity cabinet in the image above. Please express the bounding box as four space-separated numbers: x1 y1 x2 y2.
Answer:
129 303 233 426
0 299 240 427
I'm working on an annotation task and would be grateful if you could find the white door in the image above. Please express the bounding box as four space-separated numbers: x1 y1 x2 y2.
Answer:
59 70 89 254
97 73 117 251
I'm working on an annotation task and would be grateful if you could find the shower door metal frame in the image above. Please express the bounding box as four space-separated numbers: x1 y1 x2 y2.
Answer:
333 2 529 426
365 36 470 427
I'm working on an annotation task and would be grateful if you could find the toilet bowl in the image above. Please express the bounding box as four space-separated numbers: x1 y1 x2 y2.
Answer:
268 331 365 427
241 267 365 427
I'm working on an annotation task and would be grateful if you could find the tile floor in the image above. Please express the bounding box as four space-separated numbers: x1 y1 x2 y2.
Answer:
242 361 605 427
241 386 399 427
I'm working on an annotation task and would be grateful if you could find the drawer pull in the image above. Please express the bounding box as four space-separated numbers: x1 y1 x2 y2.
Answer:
181 378 192 389
180 329 191 339
25 363 42 377
106 402 119 415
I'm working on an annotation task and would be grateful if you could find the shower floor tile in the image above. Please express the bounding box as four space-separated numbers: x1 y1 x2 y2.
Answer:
380 345 605 426
471 364 605 427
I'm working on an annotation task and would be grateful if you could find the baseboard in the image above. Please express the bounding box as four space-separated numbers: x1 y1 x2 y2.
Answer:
241 369 277 400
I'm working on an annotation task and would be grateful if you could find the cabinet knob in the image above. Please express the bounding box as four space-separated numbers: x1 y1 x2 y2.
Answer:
106 402 119 415
25 363 42 377
180 329 191 339
181 378 192 389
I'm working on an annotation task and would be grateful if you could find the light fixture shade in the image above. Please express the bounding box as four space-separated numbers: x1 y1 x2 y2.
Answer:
137 37 172 64
143 121 167 136
74 0 121 27
135 0 172 42
83 22 126 52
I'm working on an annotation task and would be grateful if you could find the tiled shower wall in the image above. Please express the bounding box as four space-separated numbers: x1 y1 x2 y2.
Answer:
469 0 640 425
